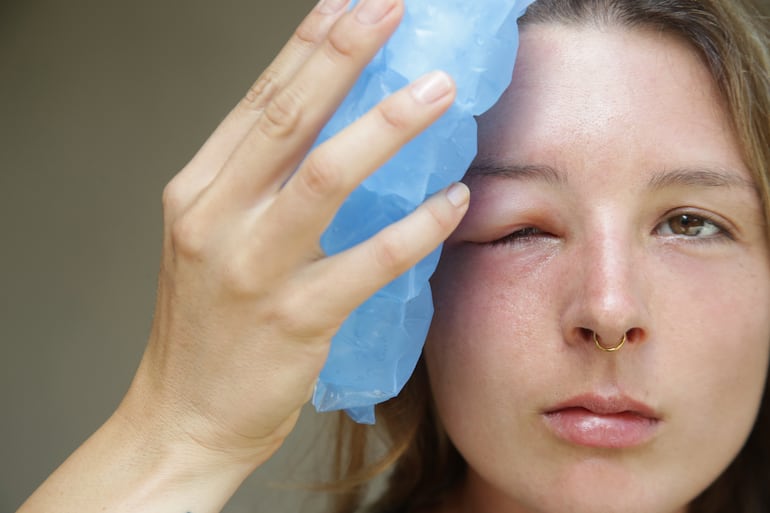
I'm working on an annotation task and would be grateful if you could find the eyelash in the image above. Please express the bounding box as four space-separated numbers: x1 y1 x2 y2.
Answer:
654 212 734 242
487 212 733 246
488 226 553 246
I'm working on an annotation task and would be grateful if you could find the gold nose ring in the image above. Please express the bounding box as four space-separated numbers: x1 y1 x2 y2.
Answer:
594 332 627 352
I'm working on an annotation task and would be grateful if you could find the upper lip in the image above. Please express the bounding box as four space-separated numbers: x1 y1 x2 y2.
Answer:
545 393 660 419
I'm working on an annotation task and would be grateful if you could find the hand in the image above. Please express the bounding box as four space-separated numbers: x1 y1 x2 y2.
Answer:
119 0 468 469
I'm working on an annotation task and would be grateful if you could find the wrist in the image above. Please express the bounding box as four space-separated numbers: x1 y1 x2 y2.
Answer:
90 406 262 513
114 381 279 476
17 401 262 513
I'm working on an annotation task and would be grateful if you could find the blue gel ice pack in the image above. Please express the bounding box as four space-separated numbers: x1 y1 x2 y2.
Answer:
313 0 536 424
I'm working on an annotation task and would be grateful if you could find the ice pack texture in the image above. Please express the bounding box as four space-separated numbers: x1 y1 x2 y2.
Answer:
313 0 536 424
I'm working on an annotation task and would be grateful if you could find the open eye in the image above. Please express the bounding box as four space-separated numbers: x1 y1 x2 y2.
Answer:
655 213 729 240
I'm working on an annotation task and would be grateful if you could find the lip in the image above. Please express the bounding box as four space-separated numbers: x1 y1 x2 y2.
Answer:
542 394 661 449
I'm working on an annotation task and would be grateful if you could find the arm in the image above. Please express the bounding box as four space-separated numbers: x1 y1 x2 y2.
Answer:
16 407 259 513
17 0 467 511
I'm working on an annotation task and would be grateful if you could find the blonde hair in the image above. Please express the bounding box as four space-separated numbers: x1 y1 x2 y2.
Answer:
329 1 770 512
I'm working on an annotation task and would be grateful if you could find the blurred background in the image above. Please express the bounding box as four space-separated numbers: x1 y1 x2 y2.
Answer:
0 0 343 511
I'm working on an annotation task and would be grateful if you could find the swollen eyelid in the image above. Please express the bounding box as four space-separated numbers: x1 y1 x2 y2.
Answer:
489 226 550 246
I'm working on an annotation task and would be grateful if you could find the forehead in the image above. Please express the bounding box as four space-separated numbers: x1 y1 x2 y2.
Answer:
475 24 743 183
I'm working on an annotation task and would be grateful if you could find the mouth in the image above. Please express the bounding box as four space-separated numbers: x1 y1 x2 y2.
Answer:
542 394 661 449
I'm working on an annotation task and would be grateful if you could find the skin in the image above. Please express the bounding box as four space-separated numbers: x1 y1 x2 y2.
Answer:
16 2 770 513
425 24 770 513
18 1 468 511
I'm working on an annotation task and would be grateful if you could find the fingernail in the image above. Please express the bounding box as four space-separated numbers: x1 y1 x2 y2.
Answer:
410 71 453 104
356 0 394 25
446 182 470 208
318 0 348 15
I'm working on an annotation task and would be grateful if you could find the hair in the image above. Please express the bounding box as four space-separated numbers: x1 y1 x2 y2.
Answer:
326 1 770 512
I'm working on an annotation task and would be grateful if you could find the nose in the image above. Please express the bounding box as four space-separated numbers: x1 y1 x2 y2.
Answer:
563 226 649 350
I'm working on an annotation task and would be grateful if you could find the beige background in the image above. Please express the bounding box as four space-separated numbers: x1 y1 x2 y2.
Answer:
0 0 343 511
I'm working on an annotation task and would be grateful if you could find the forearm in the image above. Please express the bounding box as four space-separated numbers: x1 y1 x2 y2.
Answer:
16 408 260 513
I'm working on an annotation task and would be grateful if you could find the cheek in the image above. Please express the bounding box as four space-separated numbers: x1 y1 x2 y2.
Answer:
649 252 770 501
654 250 770 446
428 245 541 364
652 248 770 382
425 245 560 429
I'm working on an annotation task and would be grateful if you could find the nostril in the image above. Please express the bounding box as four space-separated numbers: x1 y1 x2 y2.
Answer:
626 327 645 344
579 327 593 341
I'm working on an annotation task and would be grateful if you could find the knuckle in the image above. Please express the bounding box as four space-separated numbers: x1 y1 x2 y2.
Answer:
267 290 314 337
161 178 186 215
169 214 207 258
375 100 411 134
219 250 260 297
258 87 303 139
424 199 454 233
293 15 325 48
299 151 342 198
371 230 409 277
269 287 339 341
242 70 279 112
323 24 357 63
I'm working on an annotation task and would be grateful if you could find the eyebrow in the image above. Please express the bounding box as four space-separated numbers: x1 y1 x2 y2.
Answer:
647 167 756 192
467 161 755 192
466 162 567 186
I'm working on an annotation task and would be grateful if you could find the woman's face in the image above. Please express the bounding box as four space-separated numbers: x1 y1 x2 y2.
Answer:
425 24 770 513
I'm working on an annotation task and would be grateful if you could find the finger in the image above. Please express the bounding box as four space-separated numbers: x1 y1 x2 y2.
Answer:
298 182 470 327
172 0 352 204
207 0 405 209
263 70 456 256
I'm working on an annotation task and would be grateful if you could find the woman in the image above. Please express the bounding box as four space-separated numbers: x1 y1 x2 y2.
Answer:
348 2 770 513
17 0 770 512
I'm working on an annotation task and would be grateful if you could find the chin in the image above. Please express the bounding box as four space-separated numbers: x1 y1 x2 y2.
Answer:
507 482 692 513
463 453 706 513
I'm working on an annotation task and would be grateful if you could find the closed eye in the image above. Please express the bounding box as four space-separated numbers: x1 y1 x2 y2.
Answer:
488 226 554 246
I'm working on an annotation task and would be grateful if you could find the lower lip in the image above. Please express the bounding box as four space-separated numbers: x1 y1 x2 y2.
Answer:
543 408 659 448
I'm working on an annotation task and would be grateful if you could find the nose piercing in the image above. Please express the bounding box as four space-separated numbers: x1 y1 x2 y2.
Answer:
594 332 627 352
